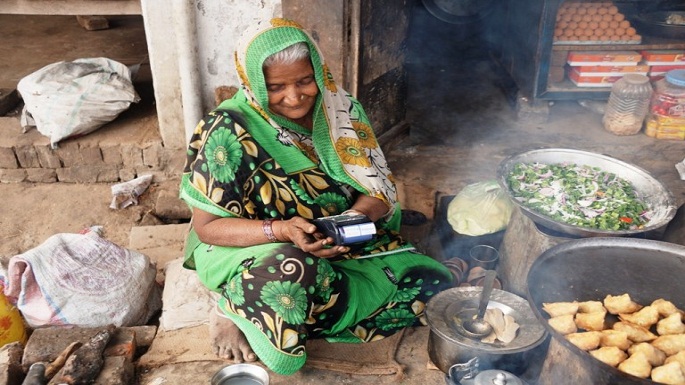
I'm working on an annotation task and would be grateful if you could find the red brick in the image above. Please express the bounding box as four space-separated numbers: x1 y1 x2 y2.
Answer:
0 342 24 385
104 328 136 362
93 356 134 385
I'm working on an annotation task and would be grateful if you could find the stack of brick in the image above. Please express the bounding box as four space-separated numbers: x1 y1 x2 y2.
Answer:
0 325 156 385
0 138 172 184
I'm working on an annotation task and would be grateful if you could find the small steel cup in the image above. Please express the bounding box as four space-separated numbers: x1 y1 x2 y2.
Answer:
468 245 500 271
211 364 269 385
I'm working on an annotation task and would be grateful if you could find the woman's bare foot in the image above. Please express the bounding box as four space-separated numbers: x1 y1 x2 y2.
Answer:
210 307 257 362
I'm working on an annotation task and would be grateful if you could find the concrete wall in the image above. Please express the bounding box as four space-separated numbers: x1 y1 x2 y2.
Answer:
141 0 282 151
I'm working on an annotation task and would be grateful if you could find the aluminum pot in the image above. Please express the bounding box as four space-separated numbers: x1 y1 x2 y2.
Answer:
425 287 547 377
527 237 685 385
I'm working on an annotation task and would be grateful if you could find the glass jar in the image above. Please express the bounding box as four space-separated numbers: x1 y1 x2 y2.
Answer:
602 73 653 136
646 69 685 140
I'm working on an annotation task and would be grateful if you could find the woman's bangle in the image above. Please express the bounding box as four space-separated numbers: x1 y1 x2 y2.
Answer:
342 209 364 216
262 218 278 242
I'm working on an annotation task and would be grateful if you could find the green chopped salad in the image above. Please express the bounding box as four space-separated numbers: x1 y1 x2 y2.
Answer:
507 162 651 231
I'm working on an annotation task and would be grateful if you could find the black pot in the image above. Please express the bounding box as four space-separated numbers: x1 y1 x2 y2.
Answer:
527 237 685 385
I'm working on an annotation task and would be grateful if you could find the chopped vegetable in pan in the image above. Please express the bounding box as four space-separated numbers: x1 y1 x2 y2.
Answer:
507 162 652 231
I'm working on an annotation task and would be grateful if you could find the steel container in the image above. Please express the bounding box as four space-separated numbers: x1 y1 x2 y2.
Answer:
211 364 269 385
425 287 547 377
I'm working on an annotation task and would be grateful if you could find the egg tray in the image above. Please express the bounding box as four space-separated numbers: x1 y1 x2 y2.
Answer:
554 39 641 45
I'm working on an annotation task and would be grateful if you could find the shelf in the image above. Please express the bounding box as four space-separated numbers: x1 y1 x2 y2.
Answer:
553 36 685 51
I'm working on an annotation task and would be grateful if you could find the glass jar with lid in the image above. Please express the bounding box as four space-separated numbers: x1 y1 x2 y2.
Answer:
602 73 653 136
646 69 685 140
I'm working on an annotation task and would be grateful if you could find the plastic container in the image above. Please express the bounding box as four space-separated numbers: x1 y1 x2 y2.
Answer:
646 69 685 140
602 73 653 135
0 289 27 347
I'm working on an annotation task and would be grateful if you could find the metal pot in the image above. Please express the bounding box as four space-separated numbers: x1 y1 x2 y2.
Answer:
426 287 547 378
527 237 685 385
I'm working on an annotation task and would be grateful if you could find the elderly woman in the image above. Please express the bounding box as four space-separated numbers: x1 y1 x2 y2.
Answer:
180 18 451 375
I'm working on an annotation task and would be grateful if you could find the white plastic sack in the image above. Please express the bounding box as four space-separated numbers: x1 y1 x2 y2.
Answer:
447 180 514 236
2 228 161 328
17 57 140 148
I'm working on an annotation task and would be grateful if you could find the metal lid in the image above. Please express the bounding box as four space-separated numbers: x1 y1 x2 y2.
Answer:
474 370 524 385
425 287 547 353
666 69 685 87
623 73 649 85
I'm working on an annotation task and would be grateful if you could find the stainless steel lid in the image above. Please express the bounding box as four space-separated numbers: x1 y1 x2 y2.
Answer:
474 370 524 385
426 287 547 353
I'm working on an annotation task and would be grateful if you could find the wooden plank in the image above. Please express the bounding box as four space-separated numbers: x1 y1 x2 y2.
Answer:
0 0 142 15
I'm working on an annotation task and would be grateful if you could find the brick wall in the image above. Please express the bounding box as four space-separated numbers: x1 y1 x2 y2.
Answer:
0 140 181 184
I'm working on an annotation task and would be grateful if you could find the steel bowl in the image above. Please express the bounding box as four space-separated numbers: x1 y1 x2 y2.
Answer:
211 364 269 385
496 148 677 238
632 11 685 39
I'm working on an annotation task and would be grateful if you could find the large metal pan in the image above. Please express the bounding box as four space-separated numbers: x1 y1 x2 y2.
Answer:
497 148 677 238
527 237 685 385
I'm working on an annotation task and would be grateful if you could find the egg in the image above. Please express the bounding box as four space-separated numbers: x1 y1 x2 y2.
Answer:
626 27 636 36
608 5 619 15
614 27 626 36
557 20 569 29
592 14 603 23
610 34 621 42
578 20 589 29
599 20 609 29
619 20 630 29
609 20 619 29
597 7 608 15
572 14 583 22
613 13 625 22
577 7 587 15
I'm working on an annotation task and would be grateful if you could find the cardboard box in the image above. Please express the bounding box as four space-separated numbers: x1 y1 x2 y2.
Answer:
641 50 685 65
570 65 649 76
568 69 621 87
649 65 685 76
567 51 642 66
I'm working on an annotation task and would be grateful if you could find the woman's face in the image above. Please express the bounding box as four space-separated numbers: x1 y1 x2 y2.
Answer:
264 58 319 121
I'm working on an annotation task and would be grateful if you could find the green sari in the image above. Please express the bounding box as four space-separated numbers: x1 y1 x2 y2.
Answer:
179 18 451 375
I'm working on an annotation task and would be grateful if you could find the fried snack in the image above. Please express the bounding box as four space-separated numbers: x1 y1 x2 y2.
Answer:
500 314 520 344
578 300 606 313
575 311 607 331
566 331 602 351
480 308 520 344
613 321 657 343
549 314 578 335
628 342 666 366
543 301 579 317
604 294 642 315
618 352 652 379
657 312 685 336
652 299 683 318
651 361 685 384
600 329 632 350
652 334 685 356
619 305 660 328
590 346 628 367
664 351 685 368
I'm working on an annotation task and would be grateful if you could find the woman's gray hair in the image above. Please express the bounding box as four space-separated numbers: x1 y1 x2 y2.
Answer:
263 42 310 67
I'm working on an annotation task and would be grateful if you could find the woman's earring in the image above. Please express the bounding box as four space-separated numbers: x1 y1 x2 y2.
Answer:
300 95 305 100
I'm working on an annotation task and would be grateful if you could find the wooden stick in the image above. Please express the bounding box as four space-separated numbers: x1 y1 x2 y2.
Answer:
44 341 82 380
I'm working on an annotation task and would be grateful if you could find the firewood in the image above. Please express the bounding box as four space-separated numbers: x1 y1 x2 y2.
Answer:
47 325 115 385
44 341 82 380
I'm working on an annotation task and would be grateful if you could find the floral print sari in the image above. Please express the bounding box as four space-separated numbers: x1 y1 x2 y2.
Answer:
179 18 451 375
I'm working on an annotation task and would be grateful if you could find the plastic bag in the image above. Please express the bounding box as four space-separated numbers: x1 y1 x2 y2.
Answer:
2 227 161 328
447 180 514 236
17 57 140 148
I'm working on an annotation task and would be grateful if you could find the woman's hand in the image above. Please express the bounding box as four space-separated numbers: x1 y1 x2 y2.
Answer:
275 217 349 259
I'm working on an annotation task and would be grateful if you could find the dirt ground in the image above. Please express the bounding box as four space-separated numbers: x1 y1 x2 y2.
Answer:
0 180 181 260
